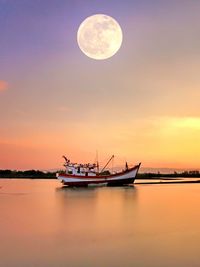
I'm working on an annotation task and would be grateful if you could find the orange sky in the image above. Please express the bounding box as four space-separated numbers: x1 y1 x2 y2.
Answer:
1 116 200 170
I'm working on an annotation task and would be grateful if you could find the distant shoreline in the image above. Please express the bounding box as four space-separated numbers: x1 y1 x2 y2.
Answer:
1 169 200 179
0 170 56 179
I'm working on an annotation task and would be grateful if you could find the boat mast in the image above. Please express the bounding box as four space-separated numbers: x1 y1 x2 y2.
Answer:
100 155 114 173
96 150 100 173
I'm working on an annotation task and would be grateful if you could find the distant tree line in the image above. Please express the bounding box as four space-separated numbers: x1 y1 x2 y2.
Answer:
0 169 57 179
1 169 200 179
137 170 200 179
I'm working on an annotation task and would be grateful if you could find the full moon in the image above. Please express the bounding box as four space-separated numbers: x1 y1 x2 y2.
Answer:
77 14 123 60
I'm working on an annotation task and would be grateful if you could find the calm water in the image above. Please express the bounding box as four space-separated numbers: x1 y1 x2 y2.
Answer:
0 179 200 267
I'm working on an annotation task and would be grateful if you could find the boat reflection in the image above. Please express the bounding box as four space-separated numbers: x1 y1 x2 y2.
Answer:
55 186 138 237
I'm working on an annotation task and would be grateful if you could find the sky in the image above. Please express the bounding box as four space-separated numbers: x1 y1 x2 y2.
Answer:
1 0 200 170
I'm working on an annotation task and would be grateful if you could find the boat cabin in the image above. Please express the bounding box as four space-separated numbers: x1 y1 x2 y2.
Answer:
64 162 97 176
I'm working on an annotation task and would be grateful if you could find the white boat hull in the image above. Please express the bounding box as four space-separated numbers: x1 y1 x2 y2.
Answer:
57 163 141 186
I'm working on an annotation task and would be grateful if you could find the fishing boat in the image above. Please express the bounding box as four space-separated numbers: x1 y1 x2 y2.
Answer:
57 155 141 187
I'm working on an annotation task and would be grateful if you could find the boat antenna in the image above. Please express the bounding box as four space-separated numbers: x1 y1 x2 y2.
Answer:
100 155 114 173
63 155 67 162
112 156 114 173
62 155 70 163
96 150 99 173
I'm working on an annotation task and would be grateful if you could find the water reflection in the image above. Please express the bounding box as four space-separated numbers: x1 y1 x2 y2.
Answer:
55 186 138 238
55 186 138 213
1 179 200 267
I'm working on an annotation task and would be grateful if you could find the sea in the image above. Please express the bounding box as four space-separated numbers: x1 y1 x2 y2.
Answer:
0 178 200 267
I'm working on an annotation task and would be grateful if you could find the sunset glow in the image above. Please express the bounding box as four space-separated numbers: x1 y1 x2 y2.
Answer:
1 1 200 170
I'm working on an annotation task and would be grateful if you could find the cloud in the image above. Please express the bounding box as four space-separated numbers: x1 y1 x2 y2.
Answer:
0 80 8 91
